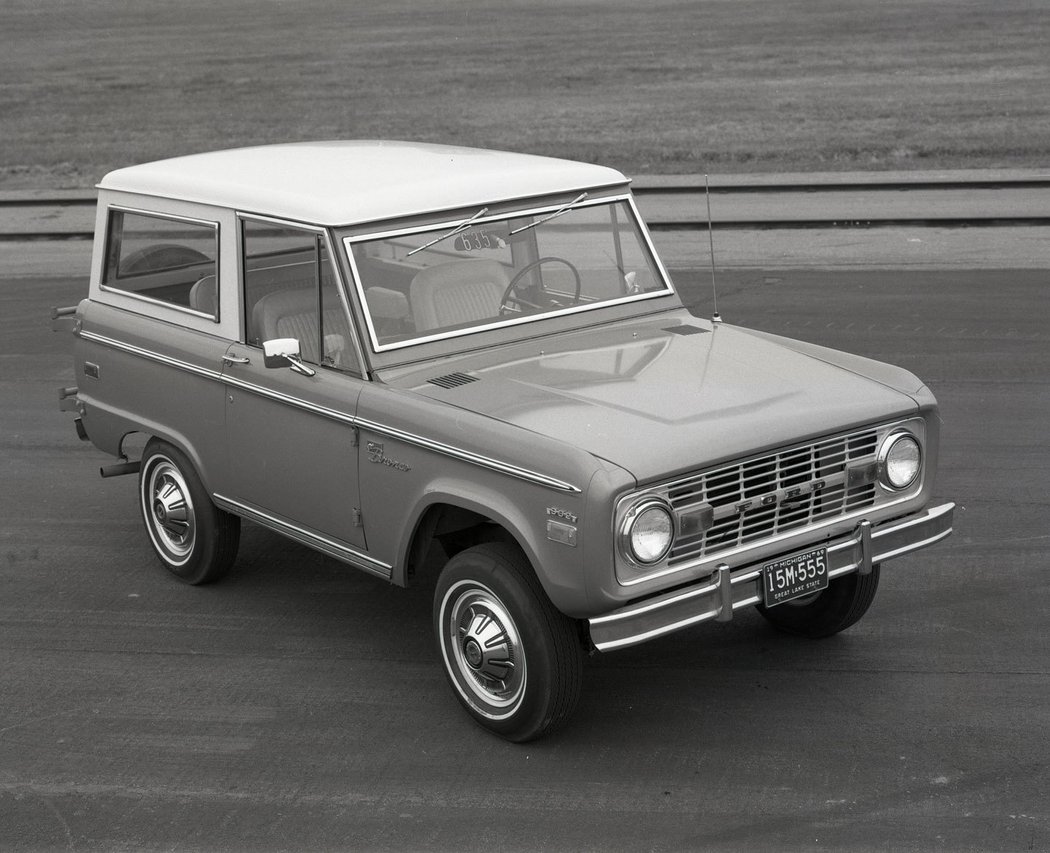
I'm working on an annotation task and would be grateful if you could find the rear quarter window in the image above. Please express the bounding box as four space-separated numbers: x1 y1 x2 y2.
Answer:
102 209 219 319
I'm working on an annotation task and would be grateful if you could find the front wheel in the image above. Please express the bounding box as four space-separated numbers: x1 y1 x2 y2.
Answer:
139 439 240 585
434 542 583 742
756 566 880 638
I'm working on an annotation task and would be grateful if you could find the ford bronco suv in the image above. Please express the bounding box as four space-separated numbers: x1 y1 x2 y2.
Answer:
53 141 954 741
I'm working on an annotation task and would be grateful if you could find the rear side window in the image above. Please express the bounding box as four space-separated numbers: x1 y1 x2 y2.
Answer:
102 209 219 319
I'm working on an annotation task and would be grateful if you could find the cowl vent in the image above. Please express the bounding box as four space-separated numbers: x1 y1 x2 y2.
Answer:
427 372 478 389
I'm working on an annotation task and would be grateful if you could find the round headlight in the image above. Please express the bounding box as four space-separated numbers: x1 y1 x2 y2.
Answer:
622 500 674 565
879 432 921 490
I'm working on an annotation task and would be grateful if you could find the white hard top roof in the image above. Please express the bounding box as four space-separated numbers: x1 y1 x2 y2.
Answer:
98 141 630 226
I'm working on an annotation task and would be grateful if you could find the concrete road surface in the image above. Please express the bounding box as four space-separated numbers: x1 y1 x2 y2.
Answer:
1 261 1047 851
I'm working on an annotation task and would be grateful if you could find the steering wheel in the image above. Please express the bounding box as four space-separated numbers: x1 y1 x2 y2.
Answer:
499 257 582 315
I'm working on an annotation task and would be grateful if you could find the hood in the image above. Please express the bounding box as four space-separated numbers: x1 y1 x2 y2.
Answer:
385 315 921 483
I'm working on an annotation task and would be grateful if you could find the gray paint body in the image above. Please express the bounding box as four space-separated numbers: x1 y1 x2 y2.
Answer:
61 142 951 633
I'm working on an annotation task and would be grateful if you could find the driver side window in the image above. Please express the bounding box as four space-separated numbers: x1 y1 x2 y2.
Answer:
242 220 359 374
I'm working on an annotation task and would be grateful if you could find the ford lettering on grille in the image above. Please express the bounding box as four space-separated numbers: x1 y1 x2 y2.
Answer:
663 426 884 566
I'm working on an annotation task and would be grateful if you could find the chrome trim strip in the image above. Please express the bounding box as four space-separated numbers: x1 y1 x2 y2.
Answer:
876 430 922 492
858 519 874 575
322 227 372 377
873 525 954 564
96 286 220 322
345 193 632 244
221 374 357 426
714 563 733 622
85 330 354 425
870 501 955 562
213 493 392 579
618 496 676 567
107 204 219 229
872 499 954 538
590 574 726 627
354 416 582 494
225 380 572 492
79 331 225 382
626 192 677 308
235 212 326 233
368 289 669 353
82 332 578 493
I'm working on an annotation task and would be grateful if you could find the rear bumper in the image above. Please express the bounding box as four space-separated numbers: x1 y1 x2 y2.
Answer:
588 501 955 652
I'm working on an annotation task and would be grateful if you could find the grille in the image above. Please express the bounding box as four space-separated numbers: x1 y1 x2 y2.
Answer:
665 427 881 566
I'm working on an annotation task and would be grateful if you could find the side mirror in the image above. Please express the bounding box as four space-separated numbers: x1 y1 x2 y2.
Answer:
263 338 315 376
263 337 300 368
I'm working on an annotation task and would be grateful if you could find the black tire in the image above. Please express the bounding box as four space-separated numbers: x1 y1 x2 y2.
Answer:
139 439 240 585
434 542 583 742
756 566 880 639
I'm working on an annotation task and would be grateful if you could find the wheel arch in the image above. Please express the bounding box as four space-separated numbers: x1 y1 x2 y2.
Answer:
137 433 240 585
80 393 213 488
123 422 213 493
398 489 539 590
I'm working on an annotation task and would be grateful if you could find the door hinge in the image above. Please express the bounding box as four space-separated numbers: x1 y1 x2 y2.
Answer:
352 508 363 527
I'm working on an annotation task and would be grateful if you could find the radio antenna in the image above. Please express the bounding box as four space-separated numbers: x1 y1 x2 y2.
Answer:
705 174 722 323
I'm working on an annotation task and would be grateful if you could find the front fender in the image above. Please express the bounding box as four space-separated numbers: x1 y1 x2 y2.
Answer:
390 473 596 615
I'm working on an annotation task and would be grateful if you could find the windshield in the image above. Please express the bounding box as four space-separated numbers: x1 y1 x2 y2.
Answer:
345 196 673 352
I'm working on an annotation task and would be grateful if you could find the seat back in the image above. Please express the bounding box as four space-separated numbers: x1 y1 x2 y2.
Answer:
189 274 218 316
409 260 509 332
251 288 352 367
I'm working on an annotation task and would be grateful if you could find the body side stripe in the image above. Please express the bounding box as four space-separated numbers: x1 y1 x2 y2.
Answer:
80 330 582 493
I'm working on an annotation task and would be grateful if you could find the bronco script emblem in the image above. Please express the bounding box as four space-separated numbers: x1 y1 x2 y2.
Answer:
366 441 411 472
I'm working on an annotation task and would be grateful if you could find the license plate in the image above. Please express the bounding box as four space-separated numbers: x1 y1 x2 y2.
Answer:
762 547 829 607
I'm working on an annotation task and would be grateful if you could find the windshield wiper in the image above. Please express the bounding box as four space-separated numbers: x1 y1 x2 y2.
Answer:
508 192 588 236
407 206 489 257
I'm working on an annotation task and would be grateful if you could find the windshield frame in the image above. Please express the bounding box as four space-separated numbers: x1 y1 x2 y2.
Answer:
341 192 678 359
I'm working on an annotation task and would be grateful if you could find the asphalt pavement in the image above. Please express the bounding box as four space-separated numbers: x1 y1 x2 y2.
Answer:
1 252 1048 850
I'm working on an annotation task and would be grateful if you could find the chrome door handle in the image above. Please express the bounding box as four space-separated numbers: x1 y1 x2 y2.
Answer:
222 354 250 365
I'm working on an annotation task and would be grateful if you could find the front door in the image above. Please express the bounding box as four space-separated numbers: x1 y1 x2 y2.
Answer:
219 219 379 574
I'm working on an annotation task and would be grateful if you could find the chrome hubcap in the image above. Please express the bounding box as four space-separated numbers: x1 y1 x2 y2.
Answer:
145 459 195 563
442 582 526 717
459 603 515 684
464 638 484 669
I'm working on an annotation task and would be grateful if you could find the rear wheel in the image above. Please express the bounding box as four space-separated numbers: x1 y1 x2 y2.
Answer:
756 567 880 638
434 542 583 742
139 439 240 585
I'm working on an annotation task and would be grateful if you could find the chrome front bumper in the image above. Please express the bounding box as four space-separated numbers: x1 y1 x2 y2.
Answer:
588 502 955 652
